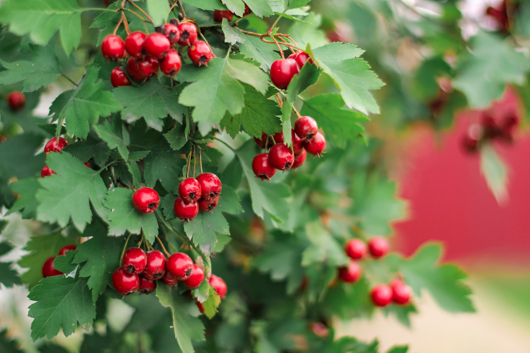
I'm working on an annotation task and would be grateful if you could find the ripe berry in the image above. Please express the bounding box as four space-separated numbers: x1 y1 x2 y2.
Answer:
196 300 205 314
254 131 284 149
289 51 312 68
390 280 411 305
501 114 519 141
291 129 304 156
143 250 166 280
101 35 126 61
42 257 63 278
174 197 199 221
294 116 318 141
177 22 198 46
40 165 56 178
303 132 326 157
161 271 179 286
182 264 204 288
213 9 234 22
252 153 277 181
84 162 91 168
125 31 146 57
163 23 181 44
291 149 306 169
136 56 159 78
310 322 329 338
243 4 252 16
166 252 193 280
44 137 69 155
132 187 160 213
138 276 157 294
179 178 202 203
344 239 366 260
338 260 361 283
370 284 392 307
196 173 222 200
367 237 389 259
111 67 131 87
144 33 171 59
481 113 501 139
198 196 219 212
209 274 227 298
160 50 182 77
270 58 300 90
462 124 483 153
188 41 214 66
122 248 147 274
127 57 147 81
112 268 140 296
7 91 25 110
58 244 77 256
268 143 294 171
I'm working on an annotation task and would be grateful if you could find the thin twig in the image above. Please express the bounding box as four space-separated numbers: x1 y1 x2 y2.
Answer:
178 0 187 20
62 74 78 87
113 15 124 34
193 145 196 178
156 236 171 257
121 12 131 35
186 150 192 178
128 0 154 23
278 36 295 54
199 148 203 174
120 233 133 266
292 104 302 119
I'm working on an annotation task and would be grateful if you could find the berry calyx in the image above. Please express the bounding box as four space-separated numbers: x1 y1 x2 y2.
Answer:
42 257 63 278
111 67 131 87
188 41 214 66
291 149 307 170
196 173 222 200
291 129 304 156
122 248 147 274
213 9 234 23
112 268 140 296
125 31 146 58
370 284 392 307
268 143 295 171
179 178 202 203
254 131 284 149
160 50 182 77
252 153 277 181
166 252 194 280
198 196 219 212
127 57 147 81
294 116 319 141
101 35 126 61
303 132 326 157
209 274 227 298
161 271 179 286
289 51 313 68
338 260 361 283
138 276 157 294
132 187 160 213
177 22 198 46
174 197 199 221
40 165 56 178
367 237 389 259
270 58 300 90
143 250 166 280
163 23 181 44
390 280 411 305
144 33 171 59
182 264 204 288
136 56 159 78
58 244 77 256
344 239 366 260
7 91 25 110
44 137 69 155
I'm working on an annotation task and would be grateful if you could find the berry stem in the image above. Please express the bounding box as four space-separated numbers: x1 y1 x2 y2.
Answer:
193 145 197 178
156 236 171 257
199 148 203 174
268 9 287 36
120 233 133 267
177 0 187 20
292 105 302 119
186 150 192 178
268 36 285 59
213 137 235 151
61 74 78 87
121 12 131 35
278 36 295 54
127 0 154 23
113 15 124 35
274 94 283 108
168 0 178 14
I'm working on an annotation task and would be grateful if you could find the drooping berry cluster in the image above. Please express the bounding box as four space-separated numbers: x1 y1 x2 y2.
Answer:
213 2 252 23
174 173 222 221
462 112 519 153
42 244 77 278
7 91 25 111
270 51 313 90
338 237 389 284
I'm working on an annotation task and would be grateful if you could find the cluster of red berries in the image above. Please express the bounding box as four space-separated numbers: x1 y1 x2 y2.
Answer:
338 237 389 284
462 112 519 153
102 21 214 87
370 280 411 307
270 51 312 90
6 91 25 111
42 244 77 277
40 137 91 178
213 2 251 23
252 116 326 180
174 173 223 221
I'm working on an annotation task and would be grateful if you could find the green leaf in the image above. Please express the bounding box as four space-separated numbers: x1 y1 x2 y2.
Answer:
0 133 45 180
53 250 77 274
480 144 509 204
104 188 159 243
244 0 274 17
0 260 21 288
164 121 188 150
28 276 96 340
222 19 246 45
144 139 186 194
203 286 221 319
181 0 224 11
147 0 170 26
160 194 177 220
302 221 349 267
387 346 409 353
184 208 230 246
218 185 243 215
222 0 245 16
239 35 281 70
0 329 24 353
286 0 310 9
36 152 108 232
6 177 41 219
63 132 111 167
93 118 130 161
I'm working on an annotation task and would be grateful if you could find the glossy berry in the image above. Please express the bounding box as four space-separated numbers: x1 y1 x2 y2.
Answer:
291 129 304 156
174 197 199 221
177 22 198 46
303 132 326 157
370 284 393 307
390 280 411 305
84 162 91 168
188 41 214 66
213 9 234 23
344 239 366 260
160 50 182 77
209 274 227 299
196 173 222 200
42 257 63 278
112 268 140 296
127 57 147 81
198 196 219 212
111 67 131 87
166 252 194 280
368 237 389 259
136 56 159 78
144 250 166 280
268 143 294 171
44 137 69 155
144 33 171 59
243 4 252 16
182 264 204 288
270 58 300 90
254 131 284 149
122 248 147 274
7 91 25 110
289 51 313 68
252 153 277 181
294 116 318 141
138 276 157 294
291 149 307 169
132 187 160 213
101 35 126 61
125 31 146 57
58 244 77 256
163 23 181 44
161 271 179 286
40 165 56 178
196 300 205 314
179 178 202 203
338 260 361 283
462 124 483 153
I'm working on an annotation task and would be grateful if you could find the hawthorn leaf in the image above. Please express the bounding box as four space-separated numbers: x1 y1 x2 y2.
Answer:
222 0 245 16
383 304 418 328
239 35 281 69
0 329 24 353
93 118 130 161
302 222 349 267
184 208 230 246
63 131 111 167
203 286 221 319
6 178 40 219
218 185 243 215
147 0 170 26
222 19 246 45
160 194 177 220
0 133 45 180
286 0 310 9
164 121 188 150
144 139 186 194
0 242 21 287
387 346 409 353
244 0 274 17
53 250 77 275
480 144 508 204
181 0 224 10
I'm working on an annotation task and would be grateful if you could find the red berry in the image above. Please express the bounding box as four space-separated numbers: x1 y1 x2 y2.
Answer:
161 271 179 286
338 260 361 283
462 124 483 153
58 244 77 256
143 250 166 280
294 116 318 141
196 173 222 200
188 41 214 66
198 196 219 212
182 264 204 288
179 178 202 203
42 257 63 278
390 280 411 305
84 162 91 168
177 22 198 46
138 276 157 294
252 153 277 181
367 237 389 259
40 165 56 178
127 57 147 81
196 300 205 313
310 322 329 338
7 91 25 110
209 274 227 298
289 51 313 68
136 56 159 78
166 252 194 280
101 35 126 61
243 4 252 16
111 67 131 87
481 113 501 139
500 114 519 141
370 284 392 307
344 239 366 260
112 268 140 296
254 132 284 149
174 197 199 221
303 132 326 157
270 58 300 90
213 9 234 22
268 143 294 171
144 32 171 59
291 129 304 156
44 137 69 155
160 50 182 77
122 248 147 274
125 31 146 58
132 187 160 213
291 149 306 169
163 24 181 44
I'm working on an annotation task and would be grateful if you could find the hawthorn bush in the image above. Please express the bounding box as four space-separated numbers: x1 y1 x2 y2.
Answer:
5 0 529 352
